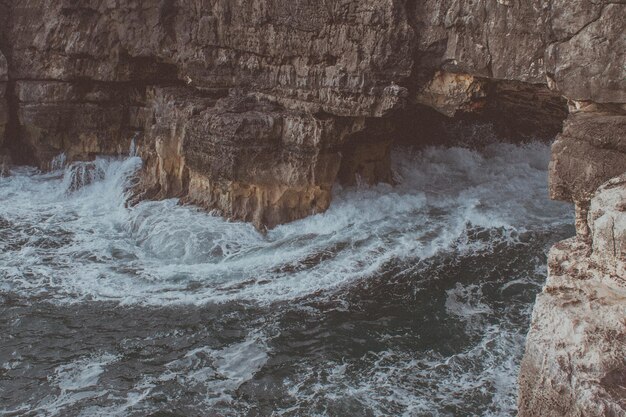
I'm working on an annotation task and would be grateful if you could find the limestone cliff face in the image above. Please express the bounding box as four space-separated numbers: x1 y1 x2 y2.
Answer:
5 0 623 227
6 0 623 226
523 5 626 412
135 87 367 228
519 175 626 417
1 0 415 225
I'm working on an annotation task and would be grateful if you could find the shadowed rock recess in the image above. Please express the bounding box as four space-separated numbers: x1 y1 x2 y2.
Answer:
0 1 624 414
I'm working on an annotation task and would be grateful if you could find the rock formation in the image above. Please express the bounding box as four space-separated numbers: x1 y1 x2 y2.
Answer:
1 1 623 225
0 49 9 175
519 175 626 417
0 0 582 227
0 1 625 413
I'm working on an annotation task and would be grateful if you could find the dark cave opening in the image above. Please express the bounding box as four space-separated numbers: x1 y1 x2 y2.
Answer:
336 78 569 189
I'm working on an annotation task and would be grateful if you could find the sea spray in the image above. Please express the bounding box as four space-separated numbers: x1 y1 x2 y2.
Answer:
50 152 67 171
0 142 574 416
0 142 570 305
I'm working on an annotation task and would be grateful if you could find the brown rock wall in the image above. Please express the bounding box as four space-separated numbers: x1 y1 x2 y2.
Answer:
0 50 9 174
0 50 7 150
135 87 368 228
0 0 623 229
7 0 413 116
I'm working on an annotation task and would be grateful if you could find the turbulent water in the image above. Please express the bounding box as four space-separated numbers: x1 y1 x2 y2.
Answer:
0 140 573 416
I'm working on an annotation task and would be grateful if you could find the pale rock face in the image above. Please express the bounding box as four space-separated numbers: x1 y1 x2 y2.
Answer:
549 112 626 237
546 4 626 104
589 174 626 279
519 240 626 417
519 176 626 417
414 71 487 117
544 3 626 247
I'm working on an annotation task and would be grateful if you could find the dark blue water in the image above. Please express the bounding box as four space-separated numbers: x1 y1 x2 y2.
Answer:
0 142 573 416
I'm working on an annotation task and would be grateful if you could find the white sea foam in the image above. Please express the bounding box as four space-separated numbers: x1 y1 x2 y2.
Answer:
0 141 574 417
0 142 571 306
50 153 67 171
283 319 524 416
160 331 269 402
0 352 120 417
53 353 119 391
71 331 270 417
446 283 492 319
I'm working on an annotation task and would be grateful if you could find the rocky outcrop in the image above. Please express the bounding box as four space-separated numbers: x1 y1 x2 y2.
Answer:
0 0 623 227
135 87 370 228
520 14 626 409
550 112 626 239
519 175 626 417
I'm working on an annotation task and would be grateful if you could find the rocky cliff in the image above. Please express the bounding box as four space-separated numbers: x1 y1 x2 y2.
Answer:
519 175 626 416
1 2 623 220
0 0 594 227
0 1 625 413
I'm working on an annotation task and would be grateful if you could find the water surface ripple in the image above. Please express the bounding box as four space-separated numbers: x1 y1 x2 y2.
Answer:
0 142 574 416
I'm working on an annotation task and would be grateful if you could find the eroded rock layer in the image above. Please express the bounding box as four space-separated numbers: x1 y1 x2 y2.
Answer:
519 175 626 417
3 0 623 227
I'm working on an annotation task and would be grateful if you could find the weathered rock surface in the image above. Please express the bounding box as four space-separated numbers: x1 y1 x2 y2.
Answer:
15 80 140 167
6 0 413 116
546 3 626 104
519 175 626 417
412 0 625 101
550 111 626 239
590 174 626 280
136 87 368 228
3 0 623 227
0 49 9 175
551 113 626 205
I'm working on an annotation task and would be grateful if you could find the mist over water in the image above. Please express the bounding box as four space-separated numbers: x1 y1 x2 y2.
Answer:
0 141 573 416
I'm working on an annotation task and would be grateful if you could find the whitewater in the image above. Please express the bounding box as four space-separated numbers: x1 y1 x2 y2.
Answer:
0 140 573 416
